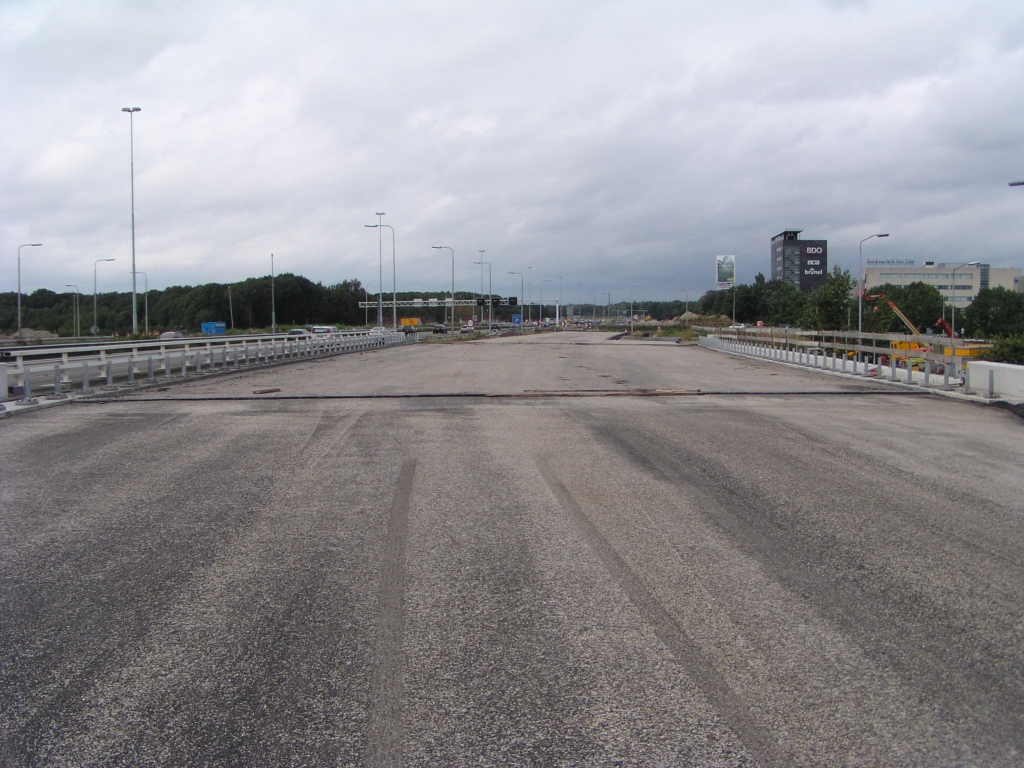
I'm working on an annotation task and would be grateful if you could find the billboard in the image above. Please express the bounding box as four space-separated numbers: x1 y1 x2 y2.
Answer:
799 241 828 291
716 255 736 289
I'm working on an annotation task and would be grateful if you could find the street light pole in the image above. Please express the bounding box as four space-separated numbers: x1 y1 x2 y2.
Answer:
606 292 612 323
950 261 980 339
478 251 486 324
630 284 639 333
93 258 115 335
526 266 532 322
121 107 141 335
474 258 492 328
16 243 42 338
270 253 276 333
680 289 689 315
65 284 80 338
557 276 563 326
432 246 455 327
374 212 385 327
366 222 397 329
540 278 552 323
858 233 889 337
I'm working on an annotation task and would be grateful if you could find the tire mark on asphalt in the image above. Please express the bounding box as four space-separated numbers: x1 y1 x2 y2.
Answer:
587 414 1024 761
367 457 416 768
537 461 786 768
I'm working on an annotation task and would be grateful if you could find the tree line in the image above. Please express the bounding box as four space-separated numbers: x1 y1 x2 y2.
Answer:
0 274 367 337
692 269 1024 338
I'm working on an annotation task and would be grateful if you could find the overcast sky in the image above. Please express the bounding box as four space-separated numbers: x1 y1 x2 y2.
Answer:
2 0 1023 303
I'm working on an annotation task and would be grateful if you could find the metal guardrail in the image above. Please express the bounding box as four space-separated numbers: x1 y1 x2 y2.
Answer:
1 330 416 405
698 329 972 390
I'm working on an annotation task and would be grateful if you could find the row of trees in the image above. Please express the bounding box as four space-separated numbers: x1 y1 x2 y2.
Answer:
691 269 1024 339
4 268 1023 341
0 274 368 337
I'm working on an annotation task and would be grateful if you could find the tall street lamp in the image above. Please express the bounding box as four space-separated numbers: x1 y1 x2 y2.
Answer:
371 213 385 327
858 233 889 337
557 276 563 326
366 221 396 329
526 266 532 323
16 243 42 338
474 258 492 328
121 107 141 334
65 284 80 338
478 250 485 322
950 261 980 338
680 289 689 315
509 272 524 328
93 258 115 335
270 253 276 333
432 246 455 327
630 284 639 333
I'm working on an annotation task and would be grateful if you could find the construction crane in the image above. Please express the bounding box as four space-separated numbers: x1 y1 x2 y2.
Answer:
864 294 921 335
935 317 954 338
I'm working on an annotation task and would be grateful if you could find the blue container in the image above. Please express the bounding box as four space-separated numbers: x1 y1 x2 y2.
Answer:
201 322 226 335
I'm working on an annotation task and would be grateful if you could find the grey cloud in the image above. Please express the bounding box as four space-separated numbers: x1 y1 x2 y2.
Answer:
2 0 1022 302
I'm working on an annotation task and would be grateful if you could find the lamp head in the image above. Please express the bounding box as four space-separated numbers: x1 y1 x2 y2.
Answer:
121 107 141 113
877 233 889 238
365 224 377 228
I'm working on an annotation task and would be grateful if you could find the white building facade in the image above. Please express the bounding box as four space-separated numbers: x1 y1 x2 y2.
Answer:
862 261 1023 307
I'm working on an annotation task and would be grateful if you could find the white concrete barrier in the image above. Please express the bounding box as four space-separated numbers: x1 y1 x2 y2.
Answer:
966 361 1024 400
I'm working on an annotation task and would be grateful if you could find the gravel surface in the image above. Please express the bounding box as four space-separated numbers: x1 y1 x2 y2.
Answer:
1 332 1022 766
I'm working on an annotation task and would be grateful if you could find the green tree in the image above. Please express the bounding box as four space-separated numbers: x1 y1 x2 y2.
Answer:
963 287 1024 338
802 266 854 330
899 282 944 332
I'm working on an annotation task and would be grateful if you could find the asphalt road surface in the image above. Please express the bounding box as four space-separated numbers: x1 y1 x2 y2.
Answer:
2 332 1023 767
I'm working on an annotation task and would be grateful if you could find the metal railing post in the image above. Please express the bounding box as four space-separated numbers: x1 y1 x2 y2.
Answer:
21 368 36 403
148 357 155 381
52 364 63 397
180 353 187 377
106 360 114 388
82 361 91 391
127 358 135 385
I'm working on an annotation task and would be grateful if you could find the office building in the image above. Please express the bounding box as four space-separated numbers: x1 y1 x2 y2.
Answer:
862 262 1023 307
770 230 828 292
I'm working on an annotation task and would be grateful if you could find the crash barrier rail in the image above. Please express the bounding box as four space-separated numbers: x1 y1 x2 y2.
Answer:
695 326 991 392
0 330 415 405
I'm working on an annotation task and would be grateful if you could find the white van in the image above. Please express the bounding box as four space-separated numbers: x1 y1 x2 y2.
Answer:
311 326 339 335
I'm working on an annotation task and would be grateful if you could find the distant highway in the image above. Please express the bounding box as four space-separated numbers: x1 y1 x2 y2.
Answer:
2 332 1022 766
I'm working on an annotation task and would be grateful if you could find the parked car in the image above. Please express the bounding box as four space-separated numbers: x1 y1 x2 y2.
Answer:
311 326 339 335
158 331 184 340
287 328 311 339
